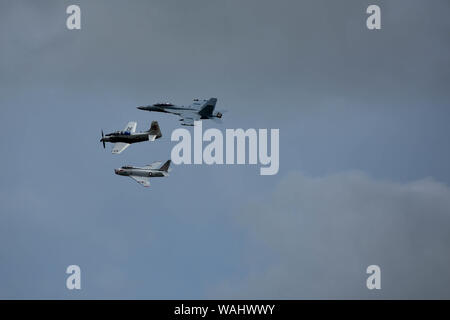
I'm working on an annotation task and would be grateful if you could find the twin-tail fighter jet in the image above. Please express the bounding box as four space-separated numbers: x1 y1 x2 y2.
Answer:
137 98 224 126
114 160 171 187
100 121 162 154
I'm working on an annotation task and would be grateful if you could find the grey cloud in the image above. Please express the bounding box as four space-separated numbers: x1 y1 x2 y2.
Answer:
213 171 450 298
2 0 449 116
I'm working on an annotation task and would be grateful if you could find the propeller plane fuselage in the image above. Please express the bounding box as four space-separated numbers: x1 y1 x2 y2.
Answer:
100 121 162 154
101 131 152 144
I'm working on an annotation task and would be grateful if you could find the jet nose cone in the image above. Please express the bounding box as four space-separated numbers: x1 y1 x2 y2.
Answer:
137 106 145 110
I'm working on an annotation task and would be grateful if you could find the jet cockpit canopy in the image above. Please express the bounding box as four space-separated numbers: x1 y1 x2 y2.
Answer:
153 102 173 107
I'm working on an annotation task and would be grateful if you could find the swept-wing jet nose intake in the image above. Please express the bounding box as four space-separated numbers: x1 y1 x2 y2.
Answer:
114 160 171 187
137 97 225 126
100 121 162 154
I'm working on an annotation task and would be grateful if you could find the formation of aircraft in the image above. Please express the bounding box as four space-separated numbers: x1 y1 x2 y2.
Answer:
100 121 162 154
101 98 223 187
137 97 224 126
114 160 171 187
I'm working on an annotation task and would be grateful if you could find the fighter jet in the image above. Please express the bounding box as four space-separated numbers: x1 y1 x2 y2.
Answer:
114 160 171 187
137 98 224 126
100 121 162 154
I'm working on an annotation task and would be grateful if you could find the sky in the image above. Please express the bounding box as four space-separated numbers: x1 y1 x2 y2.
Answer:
0 0 449 299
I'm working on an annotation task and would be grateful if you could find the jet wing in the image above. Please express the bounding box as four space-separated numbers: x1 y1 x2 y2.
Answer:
124 121 137 133
179 113 200 126
130 176 150 187
143 161 162 169
112 142 130 154
180 118 195 126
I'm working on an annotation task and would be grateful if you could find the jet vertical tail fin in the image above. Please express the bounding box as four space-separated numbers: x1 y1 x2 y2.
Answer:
198 98 217 117
148 121 162 139
159 160 171 172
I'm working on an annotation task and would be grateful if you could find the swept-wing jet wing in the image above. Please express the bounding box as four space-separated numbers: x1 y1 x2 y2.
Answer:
124 121 137 133
130 176 150 187
143 161 162 169
112 142 130 154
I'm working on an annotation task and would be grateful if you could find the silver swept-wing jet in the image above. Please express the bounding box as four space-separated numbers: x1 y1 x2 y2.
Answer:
114 160 171 187
137 98 224 126
100 121 162 154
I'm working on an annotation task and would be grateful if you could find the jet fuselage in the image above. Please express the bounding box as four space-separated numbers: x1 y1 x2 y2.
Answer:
137 98 221 126
137 105 196 112
114 167 165 178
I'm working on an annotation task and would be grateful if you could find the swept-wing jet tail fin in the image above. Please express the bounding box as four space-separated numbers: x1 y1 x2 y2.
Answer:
159 160 171 173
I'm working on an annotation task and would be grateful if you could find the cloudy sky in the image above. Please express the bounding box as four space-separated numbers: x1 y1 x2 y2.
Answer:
1 0 449 299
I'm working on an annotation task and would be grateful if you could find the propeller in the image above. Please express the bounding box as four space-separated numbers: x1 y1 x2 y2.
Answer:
101 130 105 149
